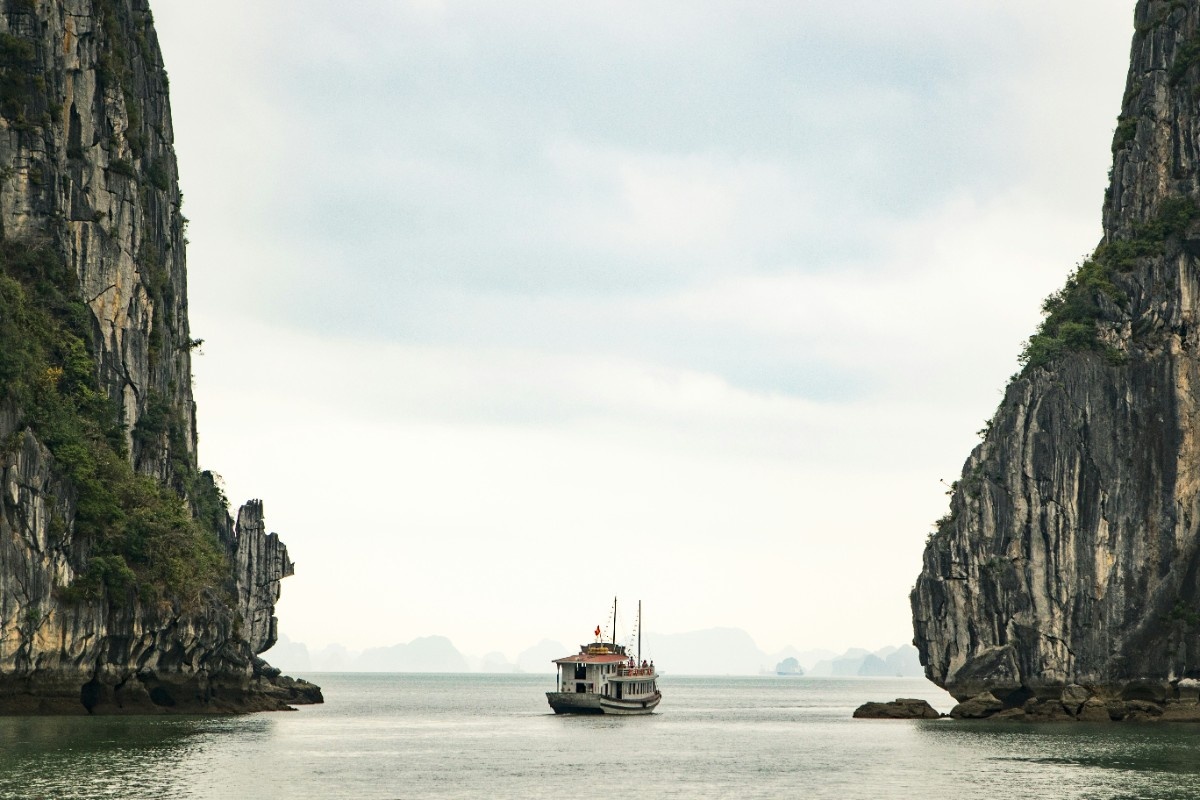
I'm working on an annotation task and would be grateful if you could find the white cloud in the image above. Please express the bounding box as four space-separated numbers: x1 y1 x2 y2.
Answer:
194 320 951 654
545 142 816 261
156 0 1137 659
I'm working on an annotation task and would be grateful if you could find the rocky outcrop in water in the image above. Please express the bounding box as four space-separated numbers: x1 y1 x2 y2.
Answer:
911 0 1200 720
0 0 319 713
852 699 942 720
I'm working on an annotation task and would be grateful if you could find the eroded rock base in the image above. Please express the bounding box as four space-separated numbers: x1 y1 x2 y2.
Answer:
947 681 1200 722
0 669 323 715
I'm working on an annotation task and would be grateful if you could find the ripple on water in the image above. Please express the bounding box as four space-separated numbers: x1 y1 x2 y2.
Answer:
4 676 1200 799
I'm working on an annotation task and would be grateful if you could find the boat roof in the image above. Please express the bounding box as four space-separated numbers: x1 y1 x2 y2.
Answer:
552 642 629 663
553 653 629 665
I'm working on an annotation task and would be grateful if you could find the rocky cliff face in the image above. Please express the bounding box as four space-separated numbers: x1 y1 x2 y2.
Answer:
912 0 1200 721
0 0 319 712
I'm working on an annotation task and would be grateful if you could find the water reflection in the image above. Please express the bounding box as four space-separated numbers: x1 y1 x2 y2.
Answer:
11 679 1200 799
0 716 212 800
914 719 1200 799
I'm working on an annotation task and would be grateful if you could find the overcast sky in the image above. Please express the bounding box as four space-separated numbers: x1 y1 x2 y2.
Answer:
150 0 1133 660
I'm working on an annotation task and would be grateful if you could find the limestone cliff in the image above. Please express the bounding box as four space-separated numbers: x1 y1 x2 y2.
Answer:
0 0 320 712
912 0 1200 721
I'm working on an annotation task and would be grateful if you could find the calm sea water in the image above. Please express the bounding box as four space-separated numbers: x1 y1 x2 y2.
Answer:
4 674 1200 798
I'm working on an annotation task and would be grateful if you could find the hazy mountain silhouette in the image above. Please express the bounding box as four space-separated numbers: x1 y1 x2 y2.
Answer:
264 632 923 677
357 636 471 672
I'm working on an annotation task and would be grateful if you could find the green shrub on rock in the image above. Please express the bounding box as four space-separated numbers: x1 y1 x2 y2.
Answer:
0 237 226 608
1020 197 1200 372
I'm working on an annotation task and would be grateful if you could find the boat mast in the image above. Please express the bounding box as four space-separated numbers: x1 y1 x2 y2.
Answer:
612 596 617 646
637 600 642 664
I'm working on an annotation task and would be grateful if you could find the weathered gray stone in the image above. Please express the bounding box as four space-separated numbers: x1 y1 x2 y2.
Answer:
1077 698 1112 722
944 645 1023 702
950 692 1004 720
1110 700 1165 721
1122 681 1169 704
1061 684 1092 715
1161 701 1200 721
3 466 16 508
1176 678 1200 703
853 698 942 719
912 0 1200 719
1023 698 1075 722
991 707 1029 721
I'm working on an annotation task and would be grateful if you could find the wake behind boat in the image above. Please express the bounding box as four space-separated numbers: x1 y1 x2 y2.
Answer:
546 599 661 716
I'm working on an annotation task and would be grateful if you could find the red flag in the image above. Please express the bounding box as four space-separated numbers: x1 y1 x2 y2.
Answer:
594 625 601 638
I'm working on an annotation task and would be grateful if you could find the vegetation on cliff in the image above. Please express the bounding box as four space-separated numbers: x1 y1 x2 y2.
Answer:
0 237 225 607
0 0 317 714
1019 196 1200 370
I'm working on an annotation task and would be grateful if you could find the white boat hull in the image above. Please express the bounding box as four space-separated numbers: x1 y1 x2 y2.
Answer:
598 691 661 715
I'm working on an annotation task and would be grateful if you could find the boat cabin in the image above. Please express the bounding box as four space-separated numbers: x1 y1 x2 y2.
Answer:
553 643 629 695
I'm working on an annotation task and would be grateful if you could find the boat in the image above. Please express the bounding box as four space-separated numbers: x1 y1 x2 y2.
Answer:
546 598 661 716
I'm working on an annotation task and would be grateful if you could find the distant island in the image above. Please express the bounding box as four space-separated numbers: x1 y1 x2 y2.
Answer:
776 658 804 676
266 629 925 678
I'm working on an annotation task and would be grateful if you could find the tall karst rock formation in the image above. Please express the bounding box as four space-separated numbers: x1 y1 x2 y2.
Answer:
0 0 320 712
913 0 1200 721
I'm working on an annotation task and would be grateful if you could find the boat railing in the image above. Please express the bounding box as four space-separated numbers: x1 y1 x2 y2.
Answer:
585 644 626 656
616 666 655 677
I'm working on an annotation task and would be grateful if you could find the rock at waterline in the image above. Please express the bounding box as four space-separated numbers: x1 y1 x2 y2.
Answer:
853 698 942 719
949 692 1004 720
